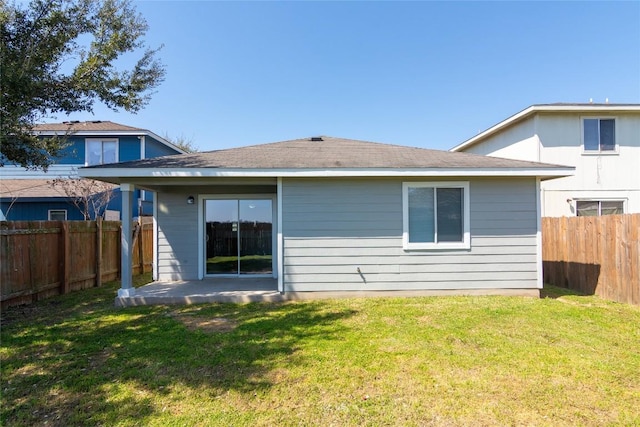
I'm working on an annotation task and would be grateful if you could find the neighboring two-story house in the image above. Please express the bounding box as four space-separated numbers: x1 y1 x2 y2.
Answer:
450 103 640 217
0 121 185 220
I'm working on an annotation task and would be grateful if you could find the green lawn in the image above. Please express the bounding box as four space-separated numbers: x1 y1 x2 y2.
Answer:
2 276 639 426
206 255 272 274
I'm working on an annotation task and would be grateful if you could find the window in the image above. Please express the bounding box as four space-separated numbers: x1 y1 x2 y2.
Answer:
576 200 624 216
583 118 616 152
86 139 118 165
402 182 470 250
48 209 67 221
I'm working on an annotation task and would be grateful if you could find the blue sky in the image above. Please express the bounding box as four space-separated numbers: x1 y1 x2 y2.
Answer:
62 1 640 151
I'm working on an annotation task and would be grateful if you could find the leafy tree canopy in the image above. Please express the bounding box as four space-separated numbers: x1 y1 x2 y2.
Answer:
163 132 199 153
0 0 165 170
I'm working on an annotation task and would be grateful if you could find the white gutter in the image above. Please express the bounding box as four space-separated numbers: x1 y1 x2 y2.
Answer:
78 166 574 180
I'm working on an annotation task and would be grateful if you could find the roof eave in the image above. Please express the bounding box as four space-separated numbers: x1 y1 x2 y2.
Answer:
78 167 575 182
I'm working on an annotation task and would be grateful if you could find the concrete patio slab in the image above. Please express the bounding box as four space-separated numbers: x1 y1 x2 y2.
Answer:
115 278 283 307
115 278 541 307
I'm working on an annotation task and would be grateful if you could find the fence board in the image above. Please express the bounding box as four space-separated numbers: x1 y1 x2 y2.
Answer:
1 218 153 308
542 214 639 305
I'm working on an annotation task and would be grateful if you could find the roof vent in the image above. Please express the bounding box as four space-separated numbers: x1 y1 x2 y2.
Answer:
310 136 323 142
91 120 103 123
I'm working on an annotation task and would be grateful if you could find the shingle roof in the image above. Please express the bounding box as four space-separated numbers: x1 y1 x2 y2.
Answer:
33 121 145 132
31 120 188 154
0 179 69 198
0 179 117 199
85 136 569 170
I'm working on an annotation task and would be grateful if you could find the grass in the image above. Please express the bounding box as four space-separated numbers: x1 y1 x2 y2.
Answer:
206 255 272 274
2 276 639 426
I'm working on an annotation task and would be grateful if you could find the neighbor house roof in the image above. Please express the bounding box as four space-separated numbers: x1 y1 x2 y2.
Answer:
79 136 574 182
450 103 640 152
32 121 187 154
1 179 68 199
33 121 144 132
0 179 117 199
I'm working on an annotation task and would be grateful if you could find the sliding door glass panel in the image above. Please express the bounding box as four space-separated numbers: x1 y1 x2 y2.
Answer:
239 200 273 274
205 200 239 274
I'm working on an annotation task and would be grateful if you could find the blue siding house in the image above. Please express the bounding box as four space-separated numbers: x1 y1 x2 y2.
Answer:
0 121 185 220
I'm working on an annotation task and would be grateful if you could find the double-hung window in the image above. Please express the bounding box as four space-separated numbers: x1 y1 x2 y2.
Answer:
86 138 118 165
402 182 470 250
583 118 616 153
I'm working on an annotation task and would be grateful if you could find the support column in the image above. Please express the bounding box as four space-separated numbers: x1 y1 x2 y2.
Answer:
277 177 284 293
118 183 135 297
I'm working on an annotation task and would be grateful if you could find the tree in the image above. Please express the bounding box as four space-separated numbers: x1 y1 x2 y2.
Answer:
162 132 199 153
49 177 115 220
0 0 165 170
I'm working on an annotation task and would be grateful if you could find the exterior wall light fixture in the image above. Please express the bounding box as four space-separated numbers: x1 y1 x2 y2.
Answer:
187 196 195 204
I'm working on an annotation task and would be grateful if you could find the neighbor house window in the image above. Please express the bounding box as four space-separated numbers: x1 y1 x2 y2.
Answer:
86 138 118 165
402 182 470 250
48 209 67 220
583 118 616 152
576 200 624 216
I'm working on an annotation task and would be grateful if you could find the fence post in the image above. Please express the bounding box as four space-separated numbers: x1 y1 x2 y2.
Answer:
95 218 103 287
59 221 70 294
28 222 37 300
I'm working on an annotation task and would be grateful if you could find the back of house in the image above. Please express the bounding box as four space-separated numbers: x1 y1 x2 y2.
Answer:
79 136 573 299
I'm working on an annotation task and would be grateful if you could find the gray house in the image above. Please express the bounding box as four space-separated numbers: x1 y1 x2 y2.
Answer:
79 136 573 300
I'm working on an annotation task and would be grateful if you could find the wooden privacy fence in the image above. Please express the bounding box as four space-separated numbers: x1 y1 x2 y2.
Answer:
1 218 153 308
542 214 639 305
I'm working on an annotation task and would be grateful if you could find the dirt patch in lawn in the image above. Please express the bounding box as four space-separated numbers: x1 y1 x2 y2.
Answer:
172 313 238 333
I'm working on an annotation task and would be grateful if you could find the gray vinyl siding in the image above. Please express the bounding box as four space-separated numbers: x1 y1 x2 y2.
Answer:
281 177 538 292
157 192 199 280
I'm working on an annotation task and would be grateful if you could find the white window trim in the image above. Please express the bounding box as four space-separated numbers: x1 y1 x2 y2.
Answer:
85 138 119 166
574 198 626 216
48 209 67 220
402 181 470 251
581 116 618 155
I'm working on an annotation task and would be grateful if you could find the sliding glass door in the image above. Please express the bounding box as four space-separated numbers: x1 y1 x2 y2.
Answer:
205 198 273 275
